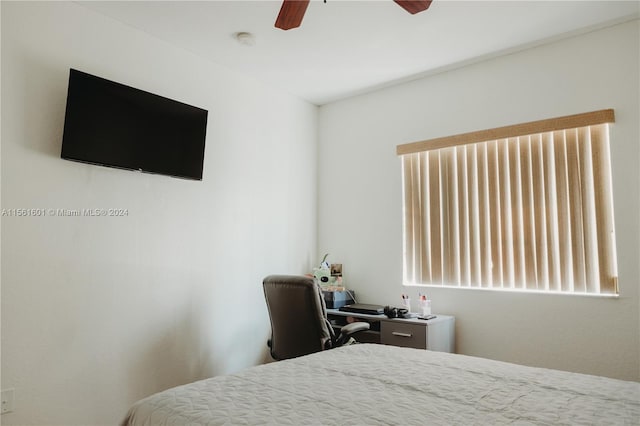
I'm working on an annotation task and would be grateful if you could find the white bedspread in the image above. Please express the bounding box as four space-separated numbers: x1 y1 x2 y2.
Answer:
122 344 640 425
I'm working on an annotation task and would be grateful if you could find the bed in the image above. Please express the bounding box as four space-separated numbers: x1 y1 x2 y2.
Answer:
121 343 640 425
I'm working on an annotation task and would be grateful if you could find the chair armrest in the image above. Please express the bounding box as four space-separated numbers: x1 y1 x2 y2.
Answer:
341 322 370 335
335 321 370 346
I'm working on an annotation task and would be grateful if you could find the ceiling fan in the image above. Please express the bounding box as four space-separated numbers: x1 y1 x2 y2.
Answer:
275 0 433 30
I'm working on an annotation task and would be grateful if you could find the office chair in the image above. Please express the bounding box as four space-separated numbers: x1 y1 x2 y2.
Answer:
263 274 370 360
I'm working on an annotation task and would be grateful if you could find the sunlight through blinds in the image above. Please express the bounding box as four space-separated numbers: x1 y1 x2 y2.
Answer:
398 110 618 294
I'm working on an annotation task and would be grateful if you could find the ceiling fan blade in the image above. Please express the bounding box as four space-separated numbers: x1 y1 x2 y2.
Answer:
394 0 433 15
275 0 311 30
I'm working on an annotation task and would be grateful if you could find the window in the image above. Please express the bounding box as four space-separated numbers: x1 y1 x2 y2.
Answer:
397 110 618 295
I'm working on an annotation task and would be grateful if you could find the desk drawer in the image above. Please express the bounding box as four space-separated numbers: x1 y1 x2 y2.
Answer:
381 322 426 349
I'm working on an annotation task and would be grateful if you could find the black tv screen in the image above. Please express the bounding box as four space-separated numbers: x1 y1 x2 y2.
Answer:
61 69 208 180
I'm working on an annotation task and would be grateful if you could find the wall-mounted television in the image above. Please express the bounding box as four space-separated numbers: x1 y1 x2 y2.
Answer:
61 69 208 180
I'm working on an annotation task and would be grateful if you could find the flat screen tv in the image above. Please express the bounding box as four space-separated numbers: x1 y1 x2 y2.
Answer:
61 69 208 180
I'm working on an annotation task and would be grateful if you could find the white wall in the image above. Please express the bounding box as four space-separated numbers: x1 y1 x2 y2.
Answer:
318 20 639 381
1 2 317 425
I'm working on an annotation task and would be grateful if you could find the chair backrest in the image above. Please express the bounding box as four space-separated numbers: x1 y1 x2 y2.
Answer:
263 274 334 360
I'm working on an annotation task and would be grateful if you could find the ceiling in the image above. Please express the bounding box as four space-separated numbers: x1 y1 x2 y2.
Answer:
79 1 639 105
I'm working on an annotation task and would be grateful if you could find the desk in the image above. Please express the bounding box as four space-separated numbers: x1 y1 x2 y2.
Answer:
327 309 455 353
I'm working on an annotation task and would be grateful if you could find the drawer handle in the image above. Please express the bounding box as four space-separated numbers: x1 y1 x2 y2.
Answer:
391 331 413 338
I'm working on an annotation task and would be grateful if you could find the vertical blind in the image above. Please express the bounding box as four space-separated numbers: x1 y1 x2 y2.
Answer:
398 110 618 294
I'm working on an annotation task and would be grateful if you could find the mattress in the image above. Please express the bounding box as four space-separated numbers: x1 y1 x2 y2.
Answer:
122 343 640 425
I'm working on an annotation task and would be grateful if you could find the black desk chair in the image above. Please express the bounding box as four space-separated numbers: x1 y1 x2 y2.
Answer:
263 274 370 360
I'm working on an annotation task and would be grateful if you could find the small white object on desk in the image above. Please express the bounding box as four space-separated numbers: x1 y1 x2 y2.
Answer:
401 294 411 312
420 296 431 316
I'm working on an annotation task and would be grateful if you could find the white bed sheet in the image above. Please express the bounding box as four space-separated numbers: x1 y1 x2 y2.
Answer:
122 344 640 425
